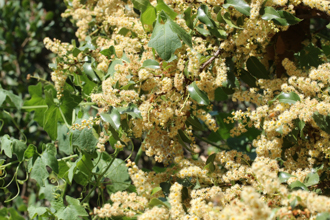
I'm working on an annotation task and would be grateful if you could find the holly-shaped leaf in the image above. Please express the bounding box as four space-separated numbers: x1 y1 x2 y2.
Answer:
188 81 210 105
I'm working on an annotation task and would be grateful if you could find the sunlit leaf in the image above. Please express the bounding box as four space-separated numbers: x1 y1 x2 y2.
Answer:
187 82 210 105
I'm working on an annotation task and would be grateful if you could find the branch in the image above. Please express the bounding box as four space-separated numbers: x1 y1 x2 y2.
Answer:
199 48 222 72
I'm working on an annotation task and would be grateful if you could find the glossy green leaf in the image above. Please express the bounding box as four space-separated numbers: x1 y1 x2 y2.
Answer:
204 153 216 172
79 36 95 50
178 130 192 144
148 198 170 209
246 56 270 79
142 59 160 69
83 60 100 83
289 180 308 191
261 7 286 25
316 212 330 220
116 103 142 119
197 5 215 28
185 116 205 131
155 0 177 19
132 0 149 12
278 10 302 25
222 12 242 29
184 7 194 29
278 172 296 183
223 0 251 16
214 87 229 101
148 13 182 61
160 182 171 197
187 82 210 105
304 170 320 187
278 92 301 104
100 108 121 130
151 187 162 195
239 69 257 87
196 25 210 36
313 112 330 135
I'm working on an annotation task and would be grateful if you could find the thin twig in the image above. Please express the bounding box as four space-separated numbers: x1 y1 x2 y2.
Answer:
199 48 222 72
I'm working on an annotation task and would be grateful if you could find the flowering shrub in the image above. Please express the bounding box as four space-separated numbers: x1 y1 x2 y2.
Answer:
2 0 330 219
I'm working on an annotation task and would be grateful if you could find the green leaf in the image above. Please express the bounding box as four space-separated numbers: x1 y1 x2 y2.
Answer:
204 153 216 172
43 90 62 140
100 156 131 193
132 0 149 12
184 7 194 29
24 144 38 159
0 135 13 158
148 198 170 209
178 130 192 144
24 83 47 126
83 59 100 83
278 172 296 184
197 5 215 28
239 69 257 87
222 12 242 29
246 56 270 79
100 108 121 130
223 0 251 16
187 82 210 105
61 88 82 125
289 180 308 191
79 36 95 50
214 87 229 101
55 196 88 220
141 5 157 26
100 46 116 58
74 154 94 186
295 43 323 69
71 127 98 153
27 206 48 219
142 59 160 69
167 14 192 48
313 112 330 135
185 116 205 131
155 0 177 19
304 170 319 187
57 124 73 155
151 187 162 195
152 166 167 173
278 92 300 104
316 212 330 220
261 7 302 26
116 103 142 119
278 10 302 25
0 88 22 109
160 182 171 197
12 140 27 162
148 13 182 61
196 25 210 36
30 157 49 187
